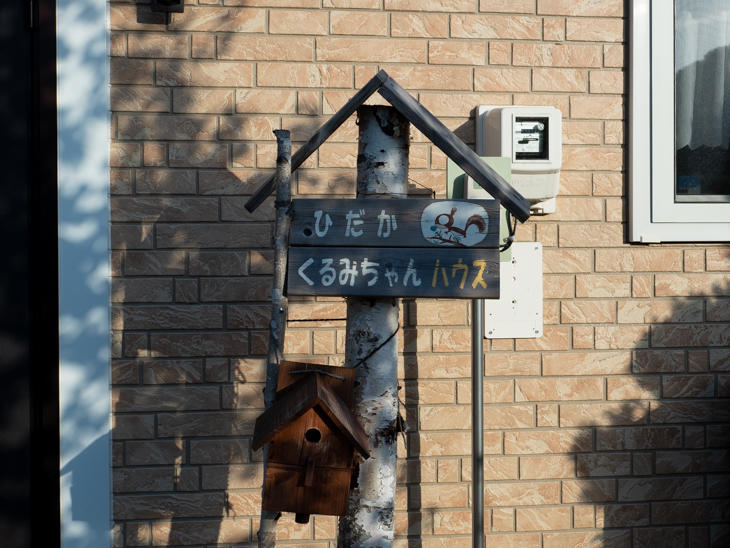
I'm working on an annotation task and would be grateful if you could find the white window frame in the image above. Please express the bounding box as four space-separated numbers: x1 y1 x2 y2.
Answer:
630 0 730 242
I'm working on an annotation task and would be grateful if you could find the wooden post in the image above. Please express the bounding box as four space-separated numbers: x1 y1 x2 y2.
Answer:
258 129 291 548
337 106 409 546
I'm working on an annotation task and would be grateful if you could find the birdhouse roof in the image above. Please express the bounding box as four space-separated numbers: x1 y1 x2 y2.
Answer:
244 69 531 222
252 372 370 458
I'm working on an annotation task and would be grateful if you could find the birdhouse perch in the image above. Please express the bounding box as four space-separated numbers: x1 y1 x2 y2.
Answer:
252 361 369 523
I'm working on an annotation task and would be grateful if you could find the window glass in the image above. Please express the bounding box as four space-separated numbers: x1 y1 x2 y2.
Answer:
674 0 730 201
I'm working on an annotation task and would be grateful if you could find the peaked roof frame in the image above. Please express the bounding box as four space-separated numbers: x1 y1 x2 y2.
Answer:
245 69 531 223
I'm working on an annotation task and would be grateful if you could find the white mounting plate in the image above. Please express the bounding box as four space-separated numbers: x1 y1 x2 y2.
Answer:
485 242 543 339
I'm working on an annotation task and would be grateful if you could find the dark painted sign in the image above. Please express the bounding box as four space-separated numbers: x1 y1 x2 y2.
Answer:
290 198 499 249
288 247 499 298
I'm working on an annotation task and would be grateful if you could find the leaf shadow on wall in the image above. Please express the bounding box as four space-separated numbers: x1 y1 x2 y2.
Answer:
566 276 730 547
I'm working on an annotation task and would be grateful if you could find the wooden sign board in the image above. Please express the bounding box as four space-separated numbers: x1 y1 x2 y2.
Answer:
288 247 498 298
287 198 501 299
290 198 499 249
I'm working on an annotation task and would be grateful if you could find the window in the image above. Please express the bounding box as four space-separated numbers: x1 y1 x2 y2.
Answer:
630 0 730 242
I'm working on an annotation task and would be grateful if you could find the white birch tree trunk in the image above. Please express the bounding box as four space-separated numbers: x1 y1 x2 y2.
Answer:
338 106 409 547
258 130 291 548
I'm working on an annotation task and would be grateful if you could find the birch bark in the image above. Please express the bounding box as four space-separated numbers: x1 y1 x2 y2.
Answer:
338 106 409 546
258 130 291 548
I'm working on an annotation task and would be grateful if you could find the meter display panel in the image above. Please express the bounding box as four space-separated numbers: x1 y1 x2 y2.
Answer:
514 116 549 160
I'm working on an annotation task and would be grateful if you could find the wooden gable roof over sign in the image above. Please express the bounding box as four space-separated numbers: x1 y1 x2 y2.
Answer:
244 70 532 223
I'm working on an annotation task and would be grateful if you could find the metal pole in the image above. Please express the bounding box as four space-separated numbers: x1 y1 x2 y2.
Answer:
472 298 485 548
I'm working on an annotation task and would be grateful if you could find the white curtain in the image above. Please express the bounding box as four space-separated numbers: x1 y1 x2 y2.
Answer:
675 0 730 150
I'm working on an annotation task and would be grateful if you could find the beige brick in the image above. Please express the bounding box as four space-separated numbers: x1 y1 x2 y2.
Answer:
432 510 471 535
561 300 616 323
111 87 170 112
451 15 542 40
607 376 660 400
127 33 188 59
330 10 388 35
538 0 623 16
520 455 575 479
157 61 253 87
391 13 449 37
480 0 535 12
564 146 624 171
663 375 714 398
595 325 649 349
571 95 623 119
192 33 215 59
111 143 141 167
515 326 571 351
562 120 601 144
559 171 591 195
324 0 380 6
516 377 603 402
604 44 624 67
604 120 624 144
533 68 587 92
485 481 560 506
655 273 729 297
573 326 594 349
169 6 266 31
491 508 515 532
109 32 125 57
631 274 652 298
536 223 558 247
317 37 426 63
270 9 328 34
385 0 476 11
219 115 279 140
412 483 469 509
474 67 530 92
597 248 681 273
590 70 624 93
561 402 648 427
489 41 512 64
418 92 509 117
235 89 296 115
111 58 154 85
566 17 624 41
513 43 601 67
516 507 571 531
574 505 595 528
683 249 705 272
513 93 570 114
543 351 631 375
593 172 622 196
118 114 217 141
170 89 232 114
706 248 730 271
485 353 540 376
506 428 592 454
257 62 352 88
432 328 471 352
217 36 313 61
388 62 474 88
142 142 166 167
617 299 702 323
543 16 565 40
298 90 320 115
429 41 486 65
559 224 623 248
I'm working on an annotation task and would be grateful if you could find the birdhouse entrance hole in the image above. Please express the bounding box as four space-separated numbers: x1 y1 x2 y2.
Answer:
305 428 321 443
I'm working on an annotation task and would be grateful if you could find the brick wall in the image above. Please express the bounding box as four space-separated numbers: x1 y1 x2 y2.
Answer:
110 0 730 545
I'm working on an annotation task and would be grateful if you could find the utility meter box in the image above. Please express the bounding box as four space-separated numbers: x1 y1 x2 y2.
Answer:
476 105 562 214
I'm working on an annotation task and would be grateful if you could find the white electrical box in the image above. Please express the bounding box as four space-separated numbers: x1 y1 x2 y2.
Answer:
484 242 543 339
476 105 562 215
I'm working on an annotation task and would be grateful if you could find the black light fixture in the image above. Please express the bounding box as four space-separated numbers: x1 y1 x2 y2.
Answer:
151 0 184 13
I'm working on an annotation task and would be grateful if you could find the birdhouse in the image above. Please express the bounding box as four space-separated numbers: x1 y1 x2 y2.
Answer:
252 361 369 523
